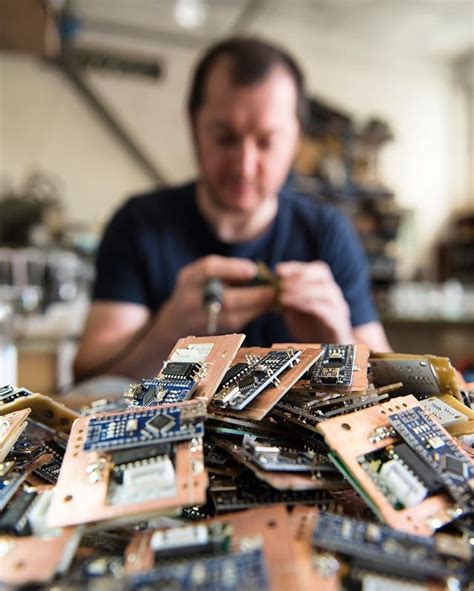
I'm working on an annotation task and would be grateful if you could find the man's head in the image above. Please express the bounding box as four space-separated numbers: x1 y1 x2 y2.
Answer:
188 37 307 214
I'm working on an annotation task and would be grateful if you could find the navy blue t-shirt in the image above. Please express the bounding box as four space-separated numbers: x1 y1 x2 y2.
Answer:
93 181 377 346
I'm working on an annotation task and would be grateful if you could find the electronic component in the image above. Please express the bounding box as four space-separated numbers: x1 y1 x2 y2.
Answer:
310 344 355 388
212 347 320 419
317 395 455 535
216 436 344 491
83 401 205 451
0 408 30 462
47 402 208 528
164 334 245 404
213 349 302 410
421 394 474 437
241 434 330 472
0 488 37 535
370 353 461 400
208 470 335 513
312 512 470 583
0 388 78 433
388 405 474 511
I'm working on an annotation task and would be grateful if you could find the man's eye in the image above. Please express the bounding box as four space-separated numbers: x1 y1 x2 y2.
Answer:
214 135 237 146
258 138 273 151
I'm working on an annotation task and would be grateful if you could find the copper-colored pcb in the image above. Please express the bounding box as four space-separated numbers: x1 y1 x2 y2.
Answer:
0 527 81 586
165 333 245 404
0 391 78 433
317 395 454 536
0 409 30 462
215 347 322 421
47 411 207 529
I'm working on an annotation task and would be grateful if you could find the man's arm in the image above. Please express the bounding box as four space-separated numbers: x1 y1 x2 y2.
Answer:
353 320 392 352
74 256 276 382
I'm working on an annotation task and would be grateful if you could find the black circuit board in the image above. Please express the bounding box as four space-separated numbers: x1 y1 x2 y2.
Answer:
212 350 301 411
388 406 474 511
0 489 37 536
127 377 197 407
128 547 268 591
241 435 335 473
275 392 388 427
8 421 67 485
310 344 355 388
83 405 205 452
127 362 203 407
208 470 334 512
312 512 469 582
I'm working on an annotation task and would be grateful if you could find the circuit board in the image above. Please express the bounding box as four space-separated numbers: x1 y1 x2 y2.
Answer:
317 395 455 535
388 405 474 511
211 347 322 420
370 353 462 400
126 376 198 407
215 437 344 491
212 349 302 411
0 387 78 433
47 404 208 528
0 487 82 587
312 512 470 583
208 470 335 513
421 394 474 437
310 344 355 388
83 401 205 451
0 408 30 462
160 334 246 404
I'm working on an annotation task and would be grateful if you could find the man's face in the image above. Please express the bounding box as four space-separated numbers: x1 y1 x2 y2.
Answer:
192 59 300 213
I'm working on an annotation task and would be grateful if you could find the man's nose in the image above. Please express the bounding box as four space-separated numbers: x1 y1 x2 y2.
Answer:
236 139 259 177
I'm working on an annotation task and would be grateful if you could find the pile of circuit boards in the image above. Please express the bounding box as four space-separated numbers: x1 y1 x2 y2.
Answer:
0 334 473 590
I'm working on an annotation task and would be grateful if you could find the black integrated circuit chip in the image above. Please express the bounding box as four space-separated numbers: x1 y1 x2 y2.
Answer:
163 362 198 379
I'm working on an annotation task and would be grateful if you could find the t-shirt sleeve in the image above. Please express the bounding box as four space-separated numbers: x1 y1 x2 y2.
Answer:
318 208 378 327
92 199 150 307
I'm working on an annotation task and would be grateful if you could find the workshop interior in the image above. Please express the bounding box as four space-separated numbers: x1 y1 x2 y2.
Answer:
0 1 474 590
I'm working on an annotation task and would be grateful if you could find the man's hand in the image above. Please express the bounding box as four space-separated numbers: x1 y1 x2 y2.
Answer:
162 255 276 335
275 260 354 344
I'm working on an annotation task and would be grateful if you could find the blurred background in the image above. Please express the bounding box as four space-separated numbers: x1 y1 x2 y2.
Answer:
0 0 473 392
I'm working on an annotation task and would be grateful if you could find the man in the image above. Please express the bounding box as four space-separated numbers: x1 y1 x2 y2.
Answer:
74 37 390 382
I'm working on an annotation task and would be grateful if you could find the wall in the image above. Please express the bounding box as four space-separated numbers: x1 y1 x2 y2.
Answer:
0 16 472 274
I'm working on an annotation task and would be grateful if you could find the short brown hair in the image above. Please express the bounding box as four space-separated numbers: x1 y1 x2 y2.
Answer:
187 36 308 128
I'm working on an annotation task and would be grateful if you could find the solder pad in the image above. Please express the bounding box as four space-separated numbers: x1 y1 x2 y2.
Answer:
317 395 454 536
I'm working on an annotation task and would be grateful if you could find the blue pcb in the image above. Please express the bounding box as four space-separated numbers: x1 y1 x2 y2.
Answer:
83 406 204 452
388 406 474 511
312 512 467 581
0 471 25 512
129 378 197 406
128 547 268 591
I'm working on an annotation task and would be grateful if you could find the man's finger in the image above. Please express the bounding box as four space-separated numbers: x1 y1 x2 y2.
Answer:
276 260 332 282
180 255 258 285
223 285 276 312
